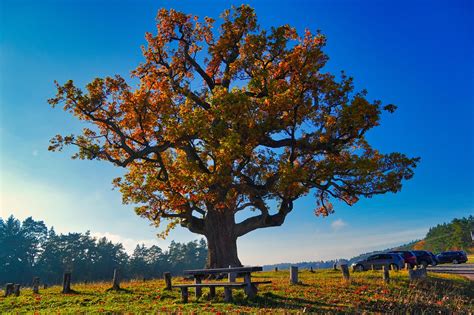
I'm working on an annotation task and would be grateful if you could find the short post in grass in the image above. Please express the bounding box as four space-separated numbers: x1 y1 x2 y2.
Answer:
383 265 390 284
405 263 412 270
290 266 298 284
13 284 21 296
340 264 350 281
333 262 337 270
4 283 14 297
371 264 375 271
164 272 172 290
108 268 121 291
274 267 278 272
32 277 40 294
62 272 72 294
310 266 314 273
408 268 427 281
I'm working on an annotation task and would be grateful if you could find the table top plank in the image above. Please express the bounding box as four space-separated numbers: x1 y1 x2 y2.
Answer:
173 280 271 288
173 282 248 288
183 266 263 275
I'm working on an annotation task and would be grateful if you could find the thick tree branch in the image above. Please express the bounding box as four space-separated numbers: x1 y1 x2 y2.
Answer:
235 198 293 237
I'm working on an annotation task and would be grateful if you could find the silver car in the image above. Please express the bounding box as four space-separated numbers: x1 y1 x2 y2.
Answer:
352 253 405 271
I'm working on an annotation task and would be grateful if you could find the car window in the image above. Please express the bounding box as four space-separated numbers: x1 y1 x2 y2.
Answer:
367 255 379 261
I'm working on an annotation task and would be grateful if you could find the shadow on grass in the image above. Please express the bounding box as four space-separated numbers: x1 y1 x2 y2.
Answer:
105 287 132 293
231 291 333 311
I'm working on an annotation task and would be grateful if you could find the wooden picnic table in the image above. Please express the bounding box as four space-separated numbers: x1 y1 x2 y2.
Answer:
174 266 270 302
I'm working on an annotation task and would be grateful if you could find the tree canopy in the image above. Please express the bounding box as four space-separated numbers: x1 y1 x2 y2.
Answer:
49 5 419 267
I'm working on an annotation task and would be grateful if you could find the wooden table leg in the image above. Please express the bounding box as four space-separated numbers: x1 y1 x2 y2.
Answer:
181 287 188 303
244 273 258 298
224 287 233 302
195 276 202 299
209 286 216 299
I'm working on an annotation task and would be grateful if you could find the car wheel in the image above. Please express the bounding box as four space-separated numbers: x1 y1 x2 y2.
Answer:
453 259 459 264
355 264 364 272
390 263 399 271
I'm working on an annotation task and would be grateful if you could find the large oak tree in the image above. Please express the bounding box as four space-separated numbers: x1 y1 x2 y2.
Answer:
49 5 419 268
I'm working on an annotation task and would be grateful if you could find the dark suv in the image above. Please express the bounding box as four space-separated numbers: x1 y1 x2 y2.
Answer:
388 250 417 268
412 250 438 267
436 251 468 264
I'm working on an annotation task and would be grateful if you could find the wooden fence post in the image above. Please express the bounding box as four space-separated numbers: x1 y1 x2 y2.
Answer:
13 284 21 296
62 272 72 294
383 265 390 283
274 267 278 272
163 272 172 290
33 277 40 294
290 266 298 284
310 266 314 273
340 264 350 281
107 268 121 291
333 263 337 270
4 283 14 297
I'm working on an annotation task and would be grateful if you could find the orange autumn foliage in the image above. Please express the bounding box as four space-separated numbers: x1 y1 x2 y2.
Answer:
48 5 419 265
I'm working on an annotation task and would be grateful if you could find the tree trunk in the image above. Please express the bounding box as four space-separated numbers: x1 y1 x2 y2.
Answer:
204 210 242 268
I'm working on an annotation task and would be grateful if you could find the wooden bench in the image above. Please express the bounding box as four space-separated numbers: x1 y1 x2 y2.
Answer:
173 266 271 302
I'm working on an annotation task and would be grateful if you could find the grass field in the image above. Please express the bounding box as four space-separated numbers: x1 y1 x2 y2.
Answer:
467 255 474 263
1 269 473 313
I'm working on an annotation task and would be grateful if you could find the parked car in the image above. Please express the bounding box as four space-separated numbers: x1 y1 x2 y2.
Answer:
412 250 437 267
388 250 418 268
352 253 404 272
436 251 468 264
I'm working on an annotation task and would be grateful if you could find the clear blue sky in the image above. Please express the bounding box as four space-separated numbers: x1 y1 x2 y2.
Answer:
1 0 472 264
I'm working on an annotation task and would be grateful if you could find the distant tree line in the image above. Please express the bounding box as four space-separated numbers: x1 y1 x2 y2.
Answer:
419 216 474 253
0 215 207 286
263 260 339 271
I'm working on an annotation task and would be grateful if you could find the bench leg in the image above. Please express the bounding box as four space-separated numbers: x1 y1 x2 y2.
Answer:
195 277 202 299
245 284 258 299
209 286 216 299
224 287 233 302
243 273 257 298
180 287 188 303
